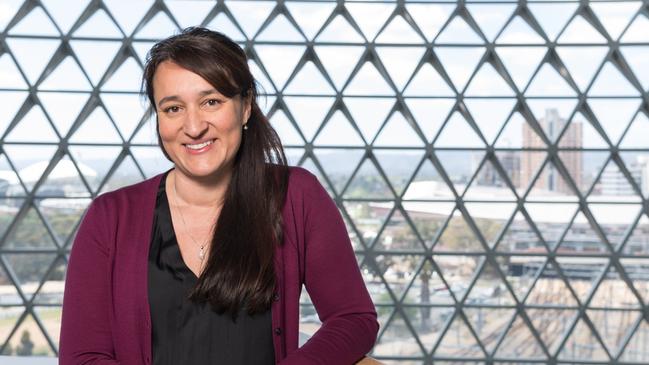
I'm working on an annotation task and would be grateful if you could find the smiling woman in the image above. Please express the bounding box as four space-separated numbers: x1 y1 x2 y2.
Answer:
57 27 379 365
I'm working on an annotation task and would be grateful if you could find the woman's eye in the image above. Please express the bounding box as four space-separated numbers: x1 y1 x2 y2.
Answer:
164 106 180 113
205 99 221 106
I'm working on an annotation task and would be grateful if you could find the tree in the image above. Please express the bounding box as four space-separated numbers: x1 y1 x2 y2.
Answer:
418 260 433 331
15 330 34 356
1 342 13 355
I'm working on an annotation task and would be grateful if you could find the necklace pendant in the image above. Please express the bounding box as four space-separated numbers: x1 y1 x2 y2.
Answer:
199 246 205 261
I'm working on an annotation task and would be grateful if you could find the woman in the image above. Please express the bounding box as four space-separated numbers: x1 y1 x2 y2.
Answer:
59 27 379 364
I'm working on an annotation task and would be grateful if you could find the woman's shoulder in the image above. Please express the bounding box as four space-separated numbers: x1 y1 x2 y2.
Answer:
286 165 326 196
286 165 316 184
283 165 336 212
90 171 166 212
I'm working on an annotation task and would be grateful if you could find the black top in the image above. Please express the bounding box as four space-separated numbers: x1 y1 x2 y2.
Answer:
148 171 275 365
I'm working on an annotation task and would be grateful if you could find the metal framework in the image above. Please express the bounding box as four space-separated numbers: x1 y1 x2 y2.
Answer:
1 0 649 363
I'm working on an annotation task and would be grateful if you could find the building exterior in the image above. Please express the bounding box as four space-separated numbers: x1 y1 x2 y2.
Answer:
475 150 520 188
639 155 649 197
521 109 583 195
597 161 642 196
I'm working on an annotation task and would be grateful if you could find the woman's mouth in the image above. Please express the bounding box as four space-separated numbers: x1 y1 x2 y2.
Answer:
184 139 215 153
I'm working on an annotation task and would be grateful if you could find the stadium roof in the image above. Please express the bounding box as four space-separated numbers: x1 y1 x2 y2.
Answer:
380 180 646 225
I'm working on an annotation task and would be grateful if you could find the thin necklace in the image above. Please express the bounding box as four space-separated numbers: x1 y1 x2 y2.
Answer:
170 173 216 265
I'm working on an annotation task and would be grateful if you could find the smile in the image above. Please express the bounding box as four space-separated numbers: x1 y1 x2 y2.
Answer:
184 139 216 154
185 139 215 150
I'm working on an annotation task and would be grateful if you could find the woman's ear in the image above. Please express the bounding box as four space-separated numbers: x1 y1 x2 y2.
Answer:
242 93 252 125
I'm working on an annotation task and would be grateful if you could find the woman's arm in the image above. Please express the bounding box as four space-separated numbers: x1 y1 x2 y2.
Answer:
59 197 120 364
280 172 379 364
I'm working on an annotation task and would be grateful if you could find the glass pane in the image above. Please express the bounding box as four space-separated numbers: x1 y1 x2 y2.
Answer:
1 0 649 362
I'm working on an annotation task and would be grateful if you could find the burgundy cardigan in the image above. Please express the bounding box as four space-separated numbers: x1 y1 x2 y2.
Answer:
59 166 378 364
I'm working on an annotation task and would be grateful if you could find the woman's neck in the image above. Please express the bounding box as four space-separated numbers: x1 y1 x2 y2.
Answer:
169 168 230 208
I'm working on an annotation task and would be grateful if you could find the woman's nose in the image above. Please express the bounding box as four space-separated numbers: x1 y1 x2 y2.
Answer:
183 108 209 138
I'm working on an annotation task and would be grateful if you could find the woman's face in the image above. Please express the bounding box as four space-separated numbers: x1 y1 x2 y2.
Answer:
153 61 250 182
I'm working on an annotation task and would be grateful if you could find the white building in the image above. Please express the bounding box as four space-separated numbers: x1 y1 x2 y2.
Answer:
598 161 642 196
1 160 96 198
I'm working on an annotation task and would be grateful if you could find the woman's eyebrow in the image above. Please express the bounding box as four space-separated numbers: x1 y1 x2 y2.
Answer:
157 95 181 107
157 89 220 107
198 88 219 97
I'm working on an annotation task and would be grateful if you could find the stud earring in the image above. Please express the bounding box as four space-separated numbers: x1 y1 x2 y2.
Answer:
243 124 248 130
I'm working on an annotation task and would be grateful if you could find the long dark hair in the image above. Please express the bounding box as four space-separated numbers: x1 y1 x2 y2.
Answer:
142 27 288 318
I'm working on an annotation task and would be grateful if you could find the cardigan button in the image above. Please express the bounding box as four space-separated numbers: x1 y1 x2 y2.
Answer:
274 327 282 336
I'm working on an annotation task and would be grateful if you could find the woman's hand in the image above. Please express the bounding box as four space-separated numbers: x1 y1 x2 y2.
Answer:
356 356 384 364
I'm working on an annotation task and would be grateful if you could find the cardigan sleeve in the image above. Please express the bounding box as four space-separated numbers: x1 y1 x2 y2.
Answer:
280 172 379 365
59 196 120 365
